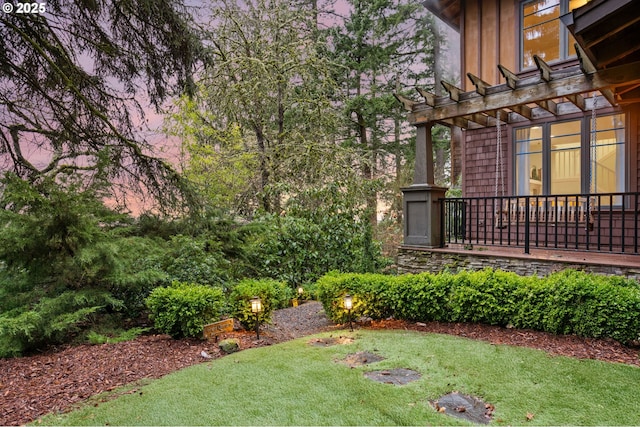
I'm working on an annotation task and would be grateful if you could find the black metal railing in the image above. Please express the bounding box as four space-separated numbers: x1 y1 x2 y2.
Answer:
440 192 640 255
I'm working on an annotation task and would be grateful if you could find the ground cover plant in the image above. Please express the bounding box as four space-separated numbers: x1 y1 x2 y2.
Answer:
316 269 640 344
37 329 640 426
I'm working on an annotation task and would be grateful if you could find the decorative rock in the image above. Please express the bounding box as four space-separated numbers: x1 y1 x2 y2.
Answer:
218 338 240 354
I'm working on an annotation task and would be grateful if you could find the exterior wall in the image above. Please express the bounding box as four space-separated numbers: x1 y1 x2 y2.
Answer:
461 126 508 198
462 108 639 199
397 247 640 281
633 105 640 192
461 0 517 90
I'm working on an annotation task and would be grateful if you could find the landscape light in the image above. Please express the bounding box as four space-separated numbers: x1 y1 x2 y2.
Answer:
343 294 353 331
250 296 262 339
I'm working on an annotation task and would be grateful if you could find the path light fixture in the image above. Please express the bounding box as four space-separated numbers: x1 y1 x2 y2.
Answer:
343 294 353 331
297 286 304 299
250 296 262 340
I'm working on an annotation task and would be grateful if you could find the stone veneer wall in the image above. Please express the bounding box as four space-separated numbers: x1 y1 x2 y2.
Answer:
397 247 640 281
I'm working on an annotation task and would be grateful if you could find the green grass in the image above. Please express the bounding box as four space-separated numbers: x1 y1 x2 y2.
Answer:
37 330 640 426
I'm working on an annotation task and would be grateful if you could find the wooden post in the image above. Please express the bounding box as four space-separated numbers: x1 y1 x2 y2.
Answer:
414 123 435 185
403 121 448 247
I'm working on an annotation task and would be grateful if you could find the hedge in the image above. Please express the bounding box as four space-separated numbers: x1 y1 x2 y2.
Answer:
315 269 640 345
145 282 225 339
228 279 292 329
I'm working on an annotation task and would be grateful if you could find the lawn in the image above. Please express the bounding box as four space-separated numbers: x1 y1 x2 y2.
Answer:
37 330 640 426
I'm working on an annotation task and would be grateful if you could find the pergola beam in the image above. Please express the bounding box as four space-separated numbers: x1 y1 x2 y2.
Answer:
575 43 618 106
566 93 586 111
408 61 640 125
467 73 490 95
533 55 553 82
441 81 463 102
498 64 519 89
536 99 558 115
510 104 533 119
415 87 437 107
394 94 419 111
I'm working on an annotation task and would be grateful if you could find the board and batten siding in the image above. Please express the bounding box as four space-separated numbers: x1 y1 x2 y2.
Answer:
461 0 517 90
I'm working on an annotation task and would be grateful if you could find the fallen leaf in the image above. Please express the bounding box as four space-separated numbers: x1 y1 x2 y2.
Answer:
526 412 535 421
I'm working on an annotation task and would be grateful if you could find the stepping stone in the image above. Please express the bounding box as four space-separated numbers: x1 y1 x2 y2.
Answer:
340 351 385 367
431 392 494 424
364 368 421 385
308 336 354 347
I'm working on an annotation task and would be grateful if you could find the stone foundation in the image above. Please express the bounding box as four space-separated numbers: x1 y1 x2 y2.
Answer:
397 246 640 280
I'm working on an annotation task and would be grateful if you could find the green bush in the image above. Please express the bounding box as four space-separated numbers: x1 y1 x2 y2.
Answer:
448 269 521 325
145 282 225 339
315 272 392 324
315 269 640 345
388 272 455 322
228 279 292 329
248 189 390 287
0 290 123 358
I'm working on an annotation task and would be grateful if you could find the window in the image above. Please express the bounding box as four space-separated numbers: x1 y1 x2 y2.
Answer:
514 114 626 199
521 0 591 69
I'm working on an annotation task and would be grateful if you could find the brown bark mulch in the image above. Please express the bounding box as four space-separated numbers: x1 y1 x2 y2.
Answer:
1 301 638 426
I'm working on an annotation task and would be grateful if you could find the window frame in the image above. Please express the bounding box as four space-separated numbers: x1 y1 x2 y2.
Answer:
519 0 574 71
512 112 628 199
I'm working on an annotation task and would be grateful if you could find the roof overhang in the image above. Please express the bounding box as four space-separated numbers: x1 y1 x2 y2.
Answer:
422 0 460 31
561 0 640 104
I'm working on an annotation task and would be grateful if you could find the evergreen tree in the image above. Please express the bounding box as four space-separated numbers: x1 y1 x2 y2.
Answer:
324 0 439 223
168 0 370 215
0 0 205 212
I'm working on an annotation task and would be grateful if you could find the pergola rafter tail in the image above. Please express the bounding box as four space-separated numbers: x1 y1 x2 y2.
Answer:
398 60 640 129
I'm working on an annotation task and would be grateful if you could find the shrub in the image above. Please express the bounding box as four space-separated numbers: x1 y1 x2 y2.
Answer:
0 290 123 358
145 282 225 339
388 272 455 322
316 272 393 324
161 235 231 288
543 270 640 343
448 269 521 325
228 279 292 329
249 197 389 287
315 269 640 345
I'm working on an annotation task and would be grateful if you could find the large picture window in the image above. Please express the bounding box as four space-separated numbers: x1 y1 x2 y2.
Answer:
514 114 626 199
521 0 591 69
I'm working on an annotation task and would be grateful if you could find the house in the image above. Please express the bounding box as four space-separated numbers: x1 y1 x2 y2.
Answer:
396 0 640 279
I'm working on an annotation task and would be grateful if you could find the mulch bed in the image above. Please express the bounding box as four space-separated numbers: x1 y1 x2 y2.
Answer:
1 301 638 426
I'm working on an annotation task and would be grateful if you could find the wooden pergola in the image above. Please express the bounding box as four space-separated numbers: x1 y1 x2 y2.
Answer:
395 47 640 130
398 0 640 247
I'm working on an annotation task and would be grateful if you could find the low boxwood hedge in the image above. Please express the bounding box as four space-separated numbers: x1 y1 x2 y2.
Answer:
145 281 225 339
315 269 640 345
228 278 292 329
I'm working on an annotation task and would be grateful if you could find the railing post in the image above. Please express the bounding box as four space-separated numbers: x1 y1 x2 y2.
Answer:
524 196 530 254
440 199 446 248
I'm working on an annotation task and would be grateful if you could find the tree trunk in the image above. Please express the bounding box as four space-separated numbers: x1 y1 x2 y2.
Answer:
255 124 271 213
